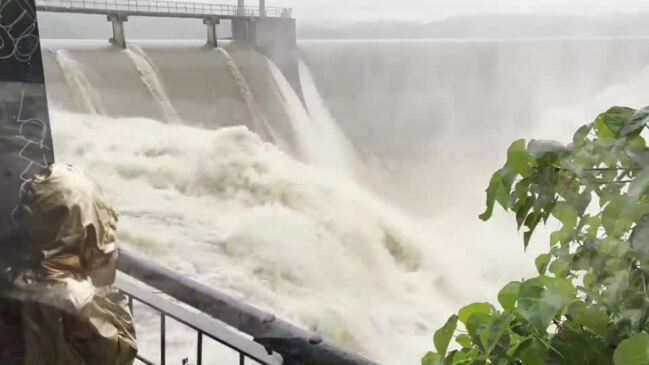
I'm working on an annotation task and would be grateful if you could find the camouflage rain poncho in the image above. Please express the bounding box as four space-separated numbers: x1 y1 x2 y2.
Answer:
0 164 137 365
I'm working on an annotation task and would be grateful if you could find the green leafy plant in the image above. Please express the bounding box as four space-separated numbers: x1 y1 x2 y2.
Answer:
423 106 649 365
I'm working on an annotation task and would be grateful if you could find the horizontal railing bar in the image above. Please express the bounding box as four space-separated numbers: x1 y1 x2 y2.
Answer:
35 0 291 18
118 274 282 365
118 249 377 365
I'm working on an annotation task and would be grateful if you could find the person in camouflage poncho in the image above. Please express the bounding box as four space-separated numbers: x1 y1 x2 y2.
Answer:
0 164 137 365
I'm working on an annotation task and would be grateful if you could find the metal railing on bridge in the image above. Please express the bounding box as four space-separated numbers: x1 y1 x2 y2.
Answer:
117 249 377 365
118 275 283 365
35 0 292 18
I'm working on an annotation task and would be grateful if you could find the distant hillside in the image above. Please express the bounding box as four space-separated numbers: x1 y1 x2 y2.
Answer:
298 14 649 39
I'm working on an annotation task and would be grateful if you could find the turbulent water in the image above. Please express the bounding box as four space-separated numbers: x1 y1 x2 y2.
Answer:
41 38 649 364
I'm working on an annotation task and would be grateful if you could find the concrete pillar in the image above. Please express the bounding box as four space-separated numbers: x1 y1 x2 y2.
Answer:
259 0 266 17
237 0 244 16
232 19 249 41
108 14 128 48
203 18 220 47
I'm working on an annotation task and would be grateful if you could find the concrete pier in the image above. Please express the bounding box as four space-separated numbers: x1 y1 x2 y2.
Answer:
232 18 249 41
40 0 301 94
108 14 128 48
204 18 219 47
252 17 300 95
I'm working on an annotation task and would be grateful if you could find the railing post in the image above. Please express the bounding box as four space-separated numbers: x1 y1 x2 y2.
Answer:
196 332 203 365
160 313 166 365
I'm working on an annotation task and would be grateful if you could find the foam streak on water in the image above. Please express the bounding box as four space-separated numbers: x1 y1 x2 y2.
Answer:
124 45 181 124
215 48 282 146
42 38 649 365
50 107 465 364
297 57 365 179
265 57 335 169
55 49 106 115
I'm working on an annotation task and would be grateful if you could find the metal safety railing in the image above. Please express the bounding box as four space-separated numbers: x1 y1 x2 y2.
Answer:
35 0 292 18
117 249 378 365
118 276 283 365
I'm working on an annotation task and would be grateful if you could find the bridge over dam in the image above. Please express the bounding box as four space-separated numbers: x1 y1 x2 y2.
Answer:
36 0 302 93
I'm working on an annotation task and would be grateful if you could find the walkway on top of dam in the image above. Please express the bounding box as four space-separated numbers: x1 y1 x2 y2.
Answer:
35 0 292 20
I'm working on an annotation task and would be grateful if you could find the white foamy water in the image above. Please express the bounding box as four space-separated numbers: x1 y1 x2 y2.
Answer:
298 58 365 179
532 64 649 140
50 108 471 364
42 38 649 364
216 48 280 146
125 44 181 124
266 56 363 178
55 49 106 115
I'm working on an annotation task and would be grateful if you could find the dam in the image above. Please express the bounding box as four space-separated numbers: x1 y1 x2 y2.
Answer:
36 0 303 96
5 0 649 362
1 1 371 364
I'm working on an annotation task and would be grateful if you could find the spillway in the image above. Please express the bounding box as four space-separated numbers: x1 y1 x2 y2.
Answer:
42 37 649 364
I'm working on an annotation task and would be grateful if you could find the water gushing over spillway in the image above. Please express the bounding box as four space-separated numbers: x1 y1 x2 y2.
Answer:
55 49 106 115
42 38 649 364
125 44 181 124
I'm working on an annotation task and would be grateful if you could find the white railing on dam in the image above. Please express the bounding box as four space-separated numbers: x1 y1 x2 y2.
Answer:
36 0 292 18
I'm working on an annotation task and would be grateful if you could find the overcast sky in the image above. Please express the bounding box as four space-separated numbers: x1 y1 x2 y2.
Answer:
268 0 649 22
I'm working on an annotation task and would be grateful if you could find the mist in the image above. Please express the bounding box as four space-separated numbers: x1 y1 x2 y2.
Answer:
34 1 649 363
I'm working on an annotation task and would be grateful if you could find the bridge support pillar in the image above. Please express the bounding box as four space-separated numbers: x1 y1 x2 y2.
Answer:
237 0 245 15
108 14 128 48
232 19 249 41
259 0 266 17
203 18 220 47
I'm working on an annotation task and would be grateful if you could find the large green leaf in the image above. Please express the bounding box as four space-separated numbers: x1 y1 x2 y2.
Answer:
516 279 566 331
507 139 532 177
549 329 613 365
450 349 479 364
567 301 609 336
481 312 512 355
631 215 649 260
602 270 629 311
596 106 636 138
421 351 443 365
541 276 576 302
573 124 592 146
498 281 521 311
551 202 578 229
535 254 550 274
602 196 632 236
515 337 548 365
480 169 509 221
595 114 617 139
613 333 649 365
621 106 648 137
458 303 495 326
455 334 472 349
523 212 543 249
629 170 649 202
434 315 458 356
